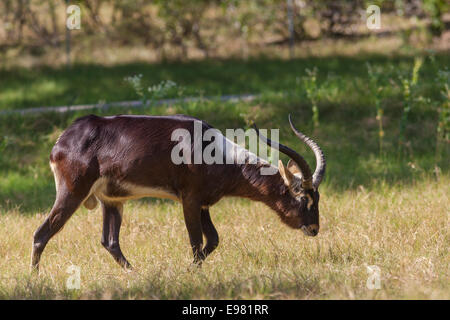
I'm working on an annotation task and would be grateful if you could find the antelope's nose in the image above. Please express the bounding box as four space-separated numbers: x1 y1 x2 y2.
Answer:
307 224 319 236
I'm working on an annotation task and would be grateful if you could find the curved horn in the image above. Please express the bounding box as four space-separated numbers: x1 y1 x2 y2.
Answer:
253 124 313 189
288 114 326 188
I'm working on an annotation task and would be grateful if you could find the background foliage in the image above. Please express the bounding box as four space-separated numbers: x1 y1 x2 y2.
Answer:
0 0 448 62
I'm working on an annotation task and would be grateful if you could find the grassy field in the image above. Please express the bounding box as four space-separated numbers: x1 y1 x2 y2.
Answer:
0 53 448 299
0 54 448 111
1 179 448 299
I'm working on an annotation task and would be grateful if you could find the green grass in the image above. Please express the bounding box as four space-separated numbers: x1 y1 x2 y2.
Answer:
0 53 448 299
0 54 448 111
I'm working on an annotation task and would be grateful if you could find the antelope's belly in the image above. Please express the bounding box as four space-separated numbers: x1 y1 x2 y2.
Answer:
90 178 179 203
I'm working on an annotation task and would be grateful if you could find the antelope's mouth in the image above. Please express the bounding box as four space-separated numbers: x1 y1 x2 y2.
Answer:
301 224 319 237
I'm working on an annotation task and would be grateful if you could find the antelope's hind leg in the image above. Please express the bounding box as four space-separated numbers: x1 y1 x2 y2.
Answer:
31 190 85 273
31 158 99 273
100 201 132 271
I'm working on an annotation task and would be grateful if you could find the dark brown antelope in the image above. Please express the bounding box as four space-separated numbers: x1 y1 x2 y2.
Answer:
31 114 326 272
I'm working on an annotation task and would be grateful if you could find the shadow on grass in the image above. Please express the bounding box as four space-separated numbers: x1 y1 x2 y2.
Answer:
2 270 321 299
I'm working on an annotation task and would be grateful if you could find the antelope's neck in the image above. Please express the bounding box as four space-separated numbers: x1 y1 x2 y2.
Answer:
228 163 289 212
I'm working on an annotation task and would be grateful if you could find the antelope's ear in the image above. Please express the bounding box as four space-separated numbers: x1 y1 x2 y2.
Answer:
286 159 302 177
278 160 295 186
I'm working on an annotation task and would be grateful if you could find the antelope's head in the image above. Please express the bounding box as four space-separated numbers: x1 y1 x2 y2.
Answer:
255 115 326 236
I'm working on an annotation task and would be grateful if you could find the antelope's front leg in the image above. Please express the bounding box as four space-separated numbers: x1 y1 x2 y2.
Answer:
200 208 219 258
182 198 205 265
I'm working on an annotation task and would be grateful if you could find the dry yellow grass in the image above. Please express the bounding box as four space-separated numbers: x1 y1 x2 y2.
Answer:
0 176 448 299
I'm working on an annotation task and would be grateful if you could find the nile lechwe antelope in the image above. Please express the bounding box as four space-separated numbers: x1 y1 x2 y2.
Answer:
31 114 326 272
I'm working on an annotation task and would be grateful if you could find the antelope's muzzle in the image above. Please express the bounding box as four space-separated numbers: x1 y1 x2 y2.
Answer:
301 224 319 237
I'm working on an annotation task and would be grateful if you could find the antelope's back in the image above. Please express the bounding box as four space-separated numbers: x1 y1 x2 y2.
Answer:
50 114 213 186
